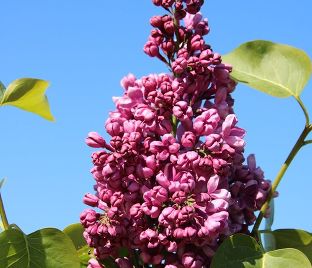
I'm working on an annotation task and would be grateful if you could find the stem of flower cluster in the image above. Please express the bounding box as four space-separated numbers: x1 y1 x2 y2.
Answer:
0 193 9 230
251 124 311 237
172 10 181 48
251 97 312 237
172 115 178 137
132 249 143 268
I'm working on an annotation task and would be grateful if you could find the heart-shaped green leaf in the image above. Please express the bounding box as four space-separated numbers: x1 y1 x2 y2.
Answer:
0 78 54 121
0 226 80 268
263 248 311 267
211 234 263 267
211 234 311 268
222 40 312 98
270 229 312 262
64 223 91 267
64 223 87 250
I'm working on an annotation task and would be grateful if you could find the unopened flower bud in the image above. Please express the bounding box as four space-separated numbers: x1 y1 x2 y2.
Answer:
83 193 99 207
86 132 106 148
181 131 196 148
172 57 188 74
150 15 163 28
152 0 162 6
164 20 175 34
144 41 159 57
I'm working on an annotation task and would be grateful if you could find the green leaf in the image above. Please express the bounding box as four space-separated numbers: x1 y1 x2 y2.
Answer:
271 229 312 262
211 234 263 267
77 245 91 268
263 248 311 267
0 226 80 268
222 40 312 98
211 234 311 268
64 223 91 268
64 223 87 250
0 78 54 121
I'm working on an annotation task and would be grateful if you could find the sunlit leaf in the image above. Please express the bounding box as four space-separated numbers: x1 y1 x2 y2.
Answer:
64 223 91 268
77 245 91 267
0 226 80 267
263 248 311 267
0 78 54 121
211 234 311 268
223 40 312 98
64 223 87 250
271 229 312 262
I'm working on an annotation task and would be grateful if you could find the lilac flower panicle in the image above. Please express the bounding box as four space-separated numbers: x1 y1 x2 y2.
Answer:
81 1 272 267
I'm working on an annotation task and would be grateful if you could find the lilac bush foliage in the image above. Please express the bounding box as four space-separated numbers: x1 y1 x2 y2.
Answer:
81 1 271 267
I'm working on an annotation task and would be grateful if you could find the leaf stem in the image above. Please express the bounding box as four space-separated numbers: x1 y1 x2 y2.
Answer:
295 96 310 127
303 140 312 146
251 125 311 236
172 9 181 48
0 193 9 230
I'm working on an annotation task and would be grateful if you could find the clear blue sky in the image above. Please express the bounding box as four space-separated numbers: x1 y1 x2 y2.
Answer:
0 1 311 234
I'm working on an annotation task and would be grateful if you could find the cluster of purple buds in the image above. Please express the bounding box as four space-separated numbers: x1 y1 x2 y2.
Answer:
81 1 272 267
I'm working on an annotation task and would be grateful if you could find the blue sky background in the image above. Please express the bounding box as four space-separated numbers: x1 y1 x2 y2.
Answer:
0 1 311 234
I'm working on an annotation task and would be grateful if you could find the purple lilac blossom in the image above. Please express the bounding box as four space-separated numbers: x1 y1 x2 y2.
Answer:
81 1 271 267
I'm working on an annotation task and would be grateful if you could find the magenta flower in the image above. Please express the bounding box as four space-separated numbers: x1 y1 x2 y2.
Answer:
193 109 220 135
184 12 202 29
83 193 99 207
182 252 204 268
87 258 103 268
144 40 159 57
115 258 132 268
172 57 188 74
181 131 197 148
85 132 106 148
81 1 272 267
150 134 180 160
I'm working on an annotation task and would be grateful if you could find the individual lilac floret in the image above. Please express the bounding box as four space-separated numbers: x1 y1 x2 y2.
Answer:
85 132 106 148
81 1 272 267
87 258 103 268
